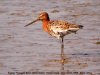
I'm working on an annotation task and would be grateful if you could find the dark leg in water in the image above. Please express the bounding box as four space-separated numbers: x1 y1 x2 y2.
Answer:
60 37 65 74
61 37 64 63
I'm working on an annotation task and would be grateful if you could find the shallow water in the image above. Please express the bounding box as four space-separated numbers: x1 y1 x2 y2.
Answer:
0 0 100 75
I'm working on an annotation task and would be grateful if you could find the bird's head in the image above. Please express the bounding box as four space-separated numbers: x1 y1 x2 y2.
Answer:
24 12 50 27
38 12 50 21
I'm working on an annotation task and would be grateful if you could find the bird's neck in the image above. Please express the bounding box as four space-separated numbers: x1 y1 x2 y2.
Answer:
42 20 50 32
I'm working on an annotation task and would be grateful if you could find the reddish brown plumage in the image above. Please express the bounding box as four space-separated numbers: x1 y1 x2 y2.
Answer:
42 20 49 32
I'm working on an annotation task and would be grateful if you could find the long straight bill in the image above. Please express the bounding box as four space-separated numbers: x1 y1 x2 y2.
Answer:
24 19 39 27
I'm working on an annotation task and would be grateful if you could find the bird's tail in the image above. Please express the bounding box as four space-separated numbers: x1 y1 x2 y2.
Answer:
78 25 83 29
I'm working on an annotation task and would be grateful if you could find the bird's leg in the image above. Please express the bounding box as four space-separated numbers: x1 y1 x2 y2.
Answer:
61 37 65 63
61 37 64 56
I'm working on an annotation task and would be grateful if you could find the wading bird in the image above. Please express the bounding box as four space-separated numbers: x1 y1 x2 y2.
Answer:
24 12 83 62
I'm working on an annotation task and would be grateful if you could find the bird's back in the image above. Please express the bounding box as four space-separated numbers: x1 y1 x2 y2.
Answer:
47 20 83 39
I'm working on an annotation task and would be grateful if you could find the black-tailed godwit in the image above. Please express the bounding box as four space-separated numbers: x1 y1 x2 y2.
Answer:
24 12 83 62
